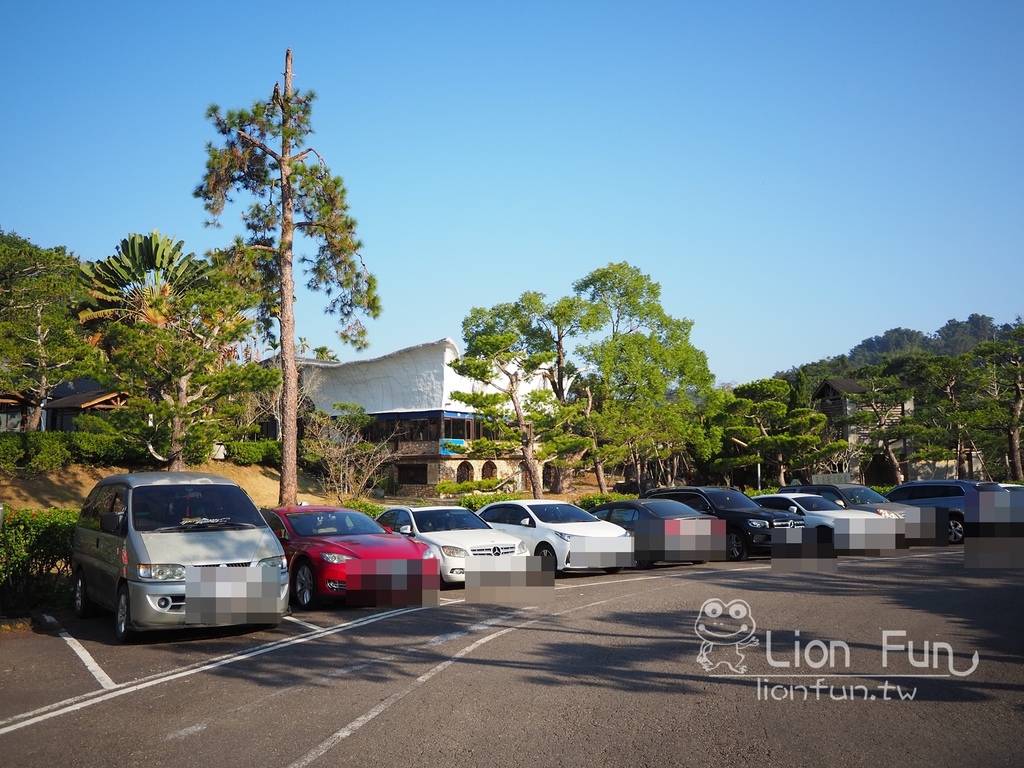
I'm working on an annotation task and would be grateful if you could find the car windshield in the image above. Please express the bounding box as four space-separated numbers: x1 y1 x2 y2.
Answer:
413 508 490 532
703 490 762 511
791 496 844 511
132 485 264 531
530 504 598 524
641 499 701 518
286 510 386 537
842 486 889 504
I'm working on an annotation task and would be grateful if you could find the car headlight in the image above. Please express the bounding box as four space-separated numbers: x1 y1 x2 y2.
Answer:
421 548 436 559
320 552 352 564
554 531 573 542
515 541 528 555
441 545 469 558
746 519 769 529
877 509 903 518
138 563 185 580
258 555 288 570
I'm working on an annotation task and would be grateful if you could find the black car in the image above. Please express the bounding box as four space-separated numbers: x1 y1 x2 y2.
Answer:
639 486 804 561
588 498 710 568
885 479 1010 544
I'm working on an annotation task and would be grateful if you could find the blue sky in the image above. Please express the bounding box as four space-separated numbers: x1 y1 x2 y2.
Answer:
3 2 1021 385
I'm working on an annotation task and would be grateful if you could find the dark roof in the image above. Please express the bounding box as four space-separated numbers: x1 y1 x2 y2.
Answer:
811 378 867 400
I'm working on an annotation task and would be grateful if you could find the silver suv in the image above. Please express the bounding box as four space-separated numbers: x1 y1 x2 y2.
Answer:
71 472 289 642
885 479 1009 545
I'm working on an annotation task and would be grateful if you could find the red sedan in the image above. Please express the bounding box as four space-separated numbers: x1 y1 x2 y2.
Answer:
261 506 439 609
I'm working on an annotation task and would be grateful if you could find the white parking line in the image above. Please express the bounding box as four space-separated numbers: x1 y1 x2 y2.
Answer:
0 607 427 737
284 597 623 768
283 615 324 631
40 614 116 690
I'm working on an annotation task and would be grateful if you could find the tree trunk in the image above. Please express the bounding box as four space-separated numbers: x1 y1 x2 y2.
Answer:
593 459 608 494
883 440 905 485
278 48 299 506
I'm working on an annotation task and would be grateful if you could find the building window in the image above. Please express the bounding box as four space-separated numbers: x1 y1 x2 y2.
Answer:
444 417 472 440
397 464 428 485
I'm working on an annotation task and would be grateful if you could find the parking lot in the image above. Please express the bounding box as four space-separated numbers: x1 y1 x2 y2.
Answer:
2 549 1023 767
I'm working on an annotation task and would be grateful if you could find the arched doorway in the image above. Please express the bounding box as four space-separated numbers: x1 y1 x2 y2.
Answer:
482 461 497 480
457 461 474 484
518 462 528 491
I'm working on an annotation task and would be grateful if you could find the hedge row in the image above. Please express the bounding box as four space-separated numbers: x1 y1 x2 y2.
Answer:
0 432 150 473
0 506 78 615
0 433 284 473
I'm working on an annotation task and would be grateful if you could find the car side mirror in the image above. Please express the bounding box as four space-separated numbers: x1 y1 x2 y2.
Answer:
835 499 846 508
520 517 533 527
398 524 413 535
100 511 124 535
788 506 801 515
275 528 288 541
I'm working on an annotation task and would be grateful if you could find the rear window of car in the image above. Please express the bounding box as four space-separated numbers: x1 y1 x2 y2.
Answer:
531 504 598 524
640 499 701 518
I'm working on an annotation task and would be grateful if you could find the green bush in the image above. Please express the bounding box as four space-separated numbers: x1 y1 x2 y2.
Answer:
68 432 127 465
227 440 281 467
334 498 386 518
457 492 528 512
228 441 265 466
574 492 636 510
0 506 78 615
23 433 71 473
0 433 23 471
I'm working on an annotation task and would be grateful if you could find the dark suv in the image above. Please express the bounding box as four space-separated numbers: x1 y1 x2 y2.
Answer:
885 479 1009 545
639 486 804 561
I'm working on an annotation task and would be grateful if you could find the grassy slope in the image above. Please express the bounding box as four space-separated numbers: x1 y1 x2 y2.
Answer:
0 462 331 511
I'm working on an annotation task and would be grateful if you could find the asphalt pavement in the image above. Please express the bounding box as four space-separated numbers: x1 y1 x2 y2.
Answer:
2 549 1022 767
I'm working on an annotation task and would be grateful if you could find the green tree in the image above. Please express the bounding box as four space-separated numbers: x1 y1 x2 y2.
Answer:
0 231 95 430
973 323 1024 480
449 300 552 498
80 233 279 469
301 403 396 501
573 263 716 490
729 379 826 487
194 49 380 506
845 364 914 485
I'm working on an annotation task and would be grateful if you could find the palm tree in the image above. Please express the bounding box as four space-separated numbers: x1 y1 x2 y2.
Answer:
79 231 211 329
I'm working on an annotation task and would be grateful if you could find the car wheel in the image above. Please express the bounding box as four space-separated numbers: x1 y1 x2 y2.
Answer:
690 560 709 565
603 567 623 574
726 528 749 562
72 569 95 619
292 560 319 610
115 583 135 643
634 559 655 569
948 514 965 545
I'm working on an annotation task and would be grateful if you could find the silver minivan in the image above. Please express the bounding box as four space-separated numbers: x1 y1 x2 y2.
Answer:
71 472 289 642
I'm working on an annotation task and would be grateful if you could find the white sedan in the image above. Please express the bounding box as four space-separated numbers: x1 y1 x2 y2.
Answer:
475 499 632 573
753 493 882 528
376 505 527 584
